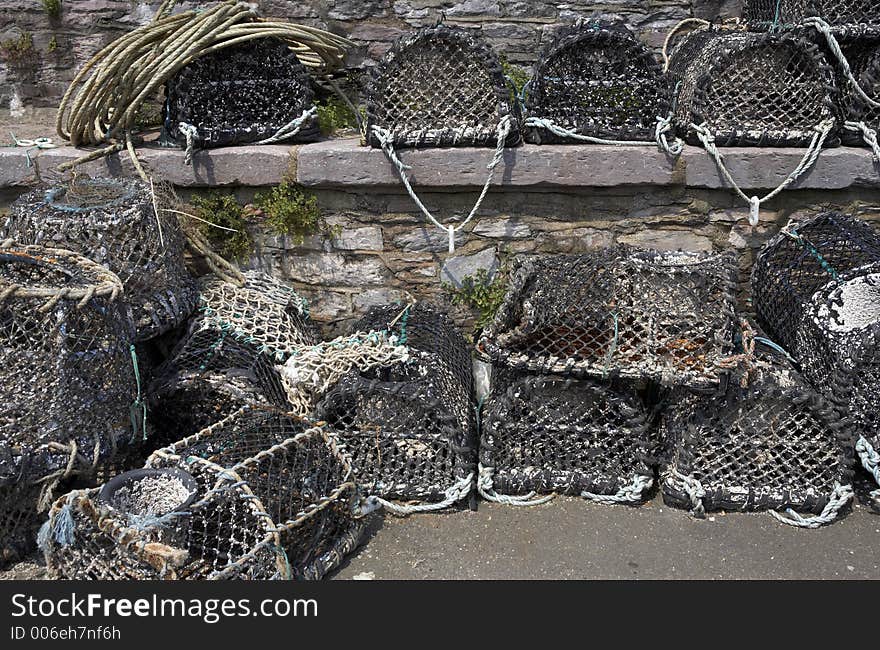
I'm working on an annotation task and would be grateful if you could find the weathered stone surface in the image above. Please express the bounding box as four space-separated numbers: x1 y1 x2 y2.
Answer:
331 226 384 251
472 217 531 238
393 226 468 252
304 290 352 321
284 253 388 285
618 229 714 252
353 287 406 309
440 248 498 287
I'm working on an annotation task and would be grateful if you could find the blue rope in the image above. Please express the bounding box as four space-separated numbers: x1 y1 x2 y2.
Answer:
129 345 148 441
754 336 796 363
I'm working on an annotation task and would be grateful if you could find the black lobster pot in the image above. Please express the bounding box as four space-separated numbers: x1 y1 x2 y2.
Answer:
524 21 670 144
165 37 320 148
365 24 520 148
480 369 654 503
660 331 855 521
743 0 880 33
478 248 739 390
316 303 476 509
4 178 197 341
667 28 839 146
836 35 880 146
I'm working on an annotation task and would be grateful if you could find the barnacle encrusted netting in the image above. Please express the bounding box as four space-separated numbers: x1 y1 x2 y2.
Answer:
743 0 880 30
524 22 672 145
0 245 141 563
668 28 839 147
3 177 197 341
315 303 477 513
148 272 314 446
479 368 654 506
42 407 373 580
660 323 855 527
366 24 520 148
166 37 320 151
752 211 880 355
478 248 738 390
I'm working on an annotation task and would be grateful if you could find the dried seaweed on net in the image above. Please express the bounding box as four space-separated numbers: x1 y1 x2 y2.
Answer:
752 211 880 355
667 28 839 147
660 323 855 526
166 37 320 150
0 245 141 560
478 248 739 390
524 21 672 144
743 0 880 30
3 177 198 342
41 406 373 580
479 368 654 505
314 303 476 512
366 24 520 148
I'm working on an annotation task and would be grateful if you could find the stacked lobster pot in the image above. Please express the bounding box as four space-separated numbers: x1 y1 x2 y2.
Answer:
365 24 519 252
41 406 375 580
477 247 739 507
523 20 676 152
314 303 477 514
148 271 316 449
753 211 880 507
166 37 320 158
666 25 840 224
0 245 141 564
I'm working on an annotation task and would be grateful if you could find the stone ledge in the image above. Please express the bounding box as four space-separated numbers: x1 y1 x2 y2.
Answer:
1 139 879 191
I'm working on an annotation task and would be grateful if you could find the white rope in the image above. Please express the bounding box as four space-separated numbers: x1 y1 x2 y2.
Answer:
371 115 512 253
664 470 706 518
692 118 834 226
856 435 880 506
477 464 555 506
254 106 318 145
581 474 653 505
351 495 383 518
844 120 880 162
769 483 854 529
524 115 684 156
375 473 474 515
178 121 198 165
804 17 880 110
662 18 711 72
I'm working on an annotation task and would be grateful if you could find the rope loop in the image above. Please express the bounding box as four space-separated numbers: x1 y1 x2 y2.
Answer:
477 464 555 506
769 483 853 528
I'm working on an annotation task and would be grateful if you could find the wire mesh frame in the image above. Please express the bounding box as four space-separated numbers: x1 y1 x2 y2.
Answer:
365 24 521 148
479 370 655 501
841 35 880 145
668 28 840 146
1 482 46 566
43 407 368 580
743 0 880 31
660 338 855 515
524 22 671 144
478 248 739 390
4 177 198 342
166 37 320 148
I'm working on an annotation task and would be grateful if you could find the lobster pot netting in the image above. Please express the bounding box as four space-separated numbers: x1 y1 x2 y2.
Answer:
752 211 880 356
4 178 197 341
479 248 738 390
524 22 670 144
743 0 880 30
315 303 476 509
479 369 654 503
661 328 854 523
0 246 140 561
166 37 319 148
366 24 520 148
43 407 369 580
838 37 880 146
148 272 313 446
667 29 838 146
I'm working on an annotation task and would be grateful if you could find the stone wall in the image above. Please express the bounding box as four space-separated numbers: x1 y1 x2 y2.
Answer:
0 0 741 110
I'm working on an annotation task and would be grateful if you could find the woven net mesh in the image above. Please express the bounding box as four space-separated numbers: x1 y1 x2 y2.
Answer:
3 177 197 341
840 38 880 145
479 248 738 390
43 407 367 580
0 245 140 561
525 23 669 144
316 303 475 505
743 0 880 29
1 483 45 566
668 29 838 146
661 329 854 514
166 37 319 147
366 24 519 148
752 211 880 355
480 368 654 499
148 272 313 447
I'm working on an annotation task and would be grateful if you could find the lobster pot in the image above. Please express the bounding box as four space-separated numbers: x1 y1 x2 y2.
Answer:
838 38 880 146
365 24 520 148
661 336 854 519
480 370 654 502
0 483 45 566
166 37 319 148
743 0 880 31
667 29 838 146
43 408 369 580
4 178 197 341
524 22 670 144
479 248 738 390
752 211 880 355
315 303 475 507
